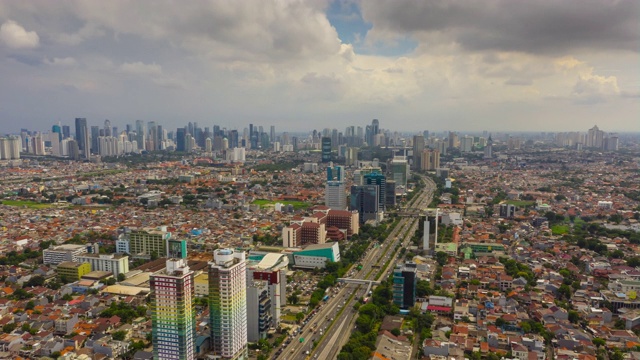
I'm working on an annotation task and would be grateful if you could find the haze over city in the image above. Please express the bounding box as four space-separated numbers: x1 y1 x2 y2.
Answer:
0 0 638 133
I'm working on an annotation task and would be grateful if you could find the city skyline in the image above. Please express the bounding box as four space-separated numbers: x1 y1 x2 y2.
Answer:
0 1 638 132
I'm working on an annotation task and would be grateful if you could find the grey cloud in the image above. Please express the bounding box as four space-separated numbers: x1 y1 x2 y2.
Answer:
361 0 639 54
504 78 532 86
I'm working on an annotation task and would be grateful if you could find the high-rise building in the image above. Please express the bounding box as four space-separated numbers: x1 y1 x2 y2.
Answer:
484 135 493 159
150 259 196 360
209 249 248 360
128 228 171 259
421 149 441 171
363 172 386 213
460 136 473 152
321 137 332 162
104 119 112 137
350 185 379 224
75 118 90 159
269 125 275 144
135 120 145 151
62 125 71 139
176 128 186 152
392 263 417 309
325 164 346 210
390 157 409 188
412 135 424 170
246 280 272 342
52 124 62 141
90 126 100 153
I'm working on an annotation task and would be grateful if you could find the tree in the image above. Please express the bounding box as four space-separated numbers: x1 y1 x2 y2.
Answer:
112 330 127 341
25 275 45 287
592 337 606 347
568 310 580 323
435 251 448 266
287 293 299 305
295 312 305 323
390 328 401 336
117 273 126 282
2 323 16 333
495 317 505 327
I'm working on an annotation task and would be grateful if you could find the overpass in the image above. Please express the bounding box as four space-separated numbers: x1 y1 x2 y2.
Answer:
337 278 381 297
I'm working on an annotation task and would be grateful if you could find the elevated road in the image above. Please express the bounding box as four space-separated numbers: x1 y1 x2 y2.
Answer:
276 175 435 360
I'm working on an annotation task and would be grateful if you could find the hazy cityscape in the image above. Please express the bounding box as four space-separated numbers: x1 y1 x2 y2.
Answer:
0 1 639 360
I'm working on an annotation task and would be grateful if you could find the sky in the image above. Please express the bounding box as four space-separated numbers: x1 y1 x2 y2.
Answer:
0 0 638 133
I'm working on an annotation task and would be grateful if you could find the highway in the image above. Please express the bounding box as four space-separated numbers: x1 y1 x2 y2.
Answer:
276 176 436 360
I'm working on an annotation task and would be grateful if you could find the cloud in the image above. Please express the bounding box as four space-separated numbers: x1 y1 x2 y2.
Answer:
0 20 39 49
119 62 162 76
572 73 620 104
361 0 639 55
44 57 77 67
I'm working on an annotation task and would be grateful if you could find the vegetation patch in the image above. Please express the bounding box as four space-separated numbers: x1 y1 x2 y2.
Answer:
1 200 55 209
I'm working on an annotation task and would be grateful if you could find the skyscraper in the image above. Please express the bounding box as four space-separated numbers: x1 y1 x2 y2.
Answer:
52 124 62 141
62 125 71 139
104 119 111 137
393 263 417 309
135 120 145 151
74 118 90 159
150 259 196 360
270 125 275 144
321 137 332 162
364 172 386 213
325 164 346 210
176 128 186 152
209 249 248 360
412 135 424 170
90 126 100 154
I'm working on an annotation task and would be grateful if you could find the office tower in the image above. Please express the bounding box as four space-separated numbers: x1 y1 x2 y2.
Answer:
52 124 62 141
151 259 196 360
229 130 239 149
157 125 164 149
321 137 332 162
206 138 212 152
62 125 71 139
246 280 272 342
393 263 417 309
126 124 133 134
412 135 424 170
364 172 386 212
371 119 379 137
385 180 396 207
75 118 90 159
104 119 111 137
484 135 493 159
390 157 409 188
209 249 248 360
176 128 186 152
148 121 157 151
135 120 145 150
90 126 100 153
350 185 379 224
325 164 345 210
270 126 275 143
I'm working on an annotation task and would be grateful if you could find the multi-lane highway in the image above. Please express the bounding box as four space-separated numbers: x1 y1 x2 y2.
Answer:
276 176 436 360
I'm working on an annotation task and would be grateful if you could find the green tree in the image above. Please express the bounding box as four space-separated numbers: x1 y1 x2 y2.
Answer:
112 330 127 341
435 251 448 266
2 323 16 333
592 337 606 347
117 273 126 282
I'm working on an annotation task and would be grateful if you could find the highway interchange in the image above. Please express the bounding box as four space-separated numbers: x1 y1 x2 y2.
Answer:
276 176 436 360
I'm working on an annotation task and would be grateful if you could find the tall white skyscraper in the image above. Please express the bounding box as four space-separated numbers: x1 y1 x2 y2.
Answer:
150 259 196 360
209 249 248 360
325 164 346 210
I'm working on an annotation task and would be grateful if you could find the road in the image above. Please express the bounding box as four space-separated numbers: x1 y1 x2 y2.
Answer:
276 175 436 360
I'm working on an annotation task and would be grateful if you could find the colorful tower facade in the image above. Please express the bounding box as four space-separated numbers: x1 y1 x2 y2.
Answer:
150 259 196 360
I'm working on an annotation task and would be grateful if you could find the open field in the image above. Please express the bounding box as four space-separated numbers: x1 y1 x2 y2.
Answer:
252 199 310 209
1 200 56 209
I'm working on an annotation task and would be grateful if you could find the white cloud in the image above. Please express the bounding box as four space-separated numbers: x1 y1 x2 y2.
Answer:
119 62 162 76
0 20 39 49
44 57 77 67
